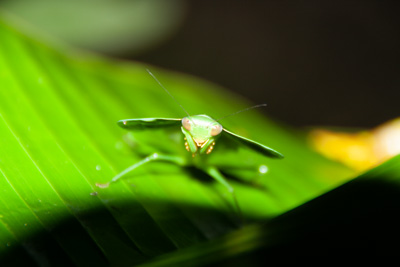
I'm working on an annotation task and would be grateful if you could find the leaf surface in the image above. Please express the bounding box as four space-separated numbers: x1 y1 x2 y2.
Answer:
0 16 353 266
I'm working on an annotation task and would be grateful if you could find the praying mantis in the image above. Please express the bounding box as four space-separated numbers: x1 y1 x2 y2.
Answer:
96 70 284 215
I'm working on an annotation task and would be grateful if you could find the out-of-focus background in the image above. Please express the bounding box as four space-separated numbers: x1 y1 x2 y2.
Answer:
2 0 399 128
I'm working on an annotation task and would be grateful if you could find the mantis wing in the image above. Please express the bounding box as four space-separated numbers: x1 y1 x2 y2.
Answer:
222 128 284 159
118 118 182 130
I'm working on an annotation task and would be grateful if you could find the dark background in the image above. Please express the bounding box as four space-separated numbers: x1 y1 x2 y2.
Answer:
132 1 400 128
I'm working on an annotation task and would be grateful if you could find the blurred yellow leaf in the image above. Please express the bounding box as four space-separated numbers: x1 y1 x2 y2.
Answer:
310 118 400 171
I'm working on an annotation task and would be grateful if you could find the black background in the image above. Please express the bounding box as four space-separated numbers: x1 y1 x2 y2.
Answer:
133 1 400 128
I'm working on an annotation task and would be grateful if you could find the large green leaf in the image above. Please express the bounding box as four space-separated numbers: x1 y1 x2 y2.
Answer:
0 15 353 266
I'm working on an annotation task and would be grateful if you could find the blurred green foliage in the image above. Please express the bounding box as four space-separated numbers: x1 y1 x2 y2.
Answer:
1 0 187 54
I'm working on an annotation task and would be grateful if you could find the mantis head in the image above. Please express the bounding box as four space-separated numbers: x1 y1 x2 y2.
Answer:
181 115 223 155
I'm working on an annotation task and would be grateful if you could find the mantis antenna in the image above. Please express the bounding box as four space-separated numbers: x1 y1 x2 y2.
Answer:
214 103 268 123
146 69 192 120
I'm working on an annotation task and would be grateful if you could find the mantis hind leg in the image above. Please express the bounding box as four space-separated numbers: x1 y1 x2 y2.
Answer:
204 166 243 223
96 153 185 188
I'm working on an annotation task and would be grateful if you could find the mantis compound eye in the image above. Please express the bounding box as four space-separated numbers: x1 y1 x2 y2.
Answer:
210 124 223 136
182 117 191 131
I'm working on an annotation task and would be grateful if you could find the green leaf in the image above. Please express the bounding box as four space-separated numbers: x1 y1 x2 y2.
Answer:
0 15 353 266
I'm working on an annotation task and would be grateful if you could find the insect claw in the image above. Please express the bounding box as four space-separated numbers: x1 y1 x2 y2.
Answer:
96 182 110 188
206 144 215 154
184 142 190 151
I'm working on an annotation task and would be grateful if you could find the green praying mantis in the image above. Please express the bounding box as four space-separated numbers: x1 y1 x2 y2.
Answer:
96 70 284 215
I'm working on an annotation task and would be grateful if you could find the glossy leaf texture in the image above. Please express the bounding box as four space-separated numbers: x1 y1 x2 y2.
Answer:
0 15 354 266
